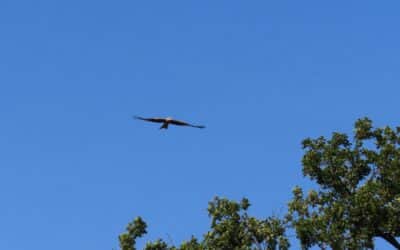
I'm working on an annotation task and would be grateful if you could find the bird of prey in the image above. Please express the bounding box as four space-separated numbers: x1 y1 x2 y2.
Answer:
134 116 205 129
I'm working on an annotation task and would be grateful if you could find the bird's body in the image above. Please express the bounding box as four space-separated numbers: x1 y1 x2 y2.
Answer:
134 116 205 130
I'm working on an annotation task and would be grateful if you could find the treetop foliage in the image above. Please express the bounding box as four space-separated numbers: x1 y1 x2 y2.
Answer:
288 117 400 249
119 118 400 249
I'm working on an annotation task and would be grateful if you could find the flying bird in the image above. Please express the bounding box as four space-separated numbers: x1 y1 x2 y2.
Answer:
134 116 205 129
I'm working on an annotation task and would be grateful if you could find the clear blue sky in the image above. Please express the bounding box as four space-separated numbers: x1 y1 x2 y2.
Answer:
1 1 399 249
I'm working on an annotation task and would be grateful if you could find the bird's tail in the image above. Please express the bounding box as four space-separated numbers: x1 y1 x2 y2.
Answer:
160 123 169 129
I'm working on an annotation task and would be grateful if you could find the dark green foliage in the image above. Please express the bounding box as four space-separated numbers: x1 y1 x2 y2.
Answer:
288 118 400 249
119 217 147 250
204 197 289 250
119 118 400 249
119 197 289 250
144 239 169 250
178 237 202 250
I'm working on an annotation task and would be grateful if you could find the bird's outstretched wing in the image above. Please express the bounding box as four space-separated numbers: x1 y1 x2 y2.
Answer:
169 119 206 129
133 116 166 123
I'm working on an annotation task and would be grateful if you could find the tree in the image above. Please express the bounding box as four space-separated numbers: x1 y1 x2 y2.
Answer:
118 118 400 249
119 217 147 250
119 197 289 250
288 118 400 249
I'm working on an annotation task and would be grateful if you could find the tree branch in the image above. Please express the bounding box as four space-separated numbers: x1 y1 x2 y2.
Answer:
376 230 400 249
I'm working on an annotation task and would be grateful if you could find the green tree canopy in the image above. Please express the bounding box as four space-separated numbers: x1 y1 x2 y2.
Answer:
118 118 400 249
119 197 289 250
288 118 400 249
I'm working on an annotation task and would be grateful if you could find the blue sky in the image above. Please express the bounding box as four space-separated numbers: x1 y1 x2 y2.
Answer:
1 1 399 249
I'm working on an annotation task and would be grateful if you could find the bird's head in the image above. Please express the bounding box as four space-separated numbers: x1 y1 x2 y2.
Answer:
165 117 173 121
